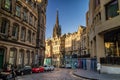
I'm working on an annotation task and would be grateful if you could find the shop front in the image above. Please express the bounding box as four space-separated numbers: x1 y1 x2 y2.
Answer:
100 28 120 74
101 28 120 65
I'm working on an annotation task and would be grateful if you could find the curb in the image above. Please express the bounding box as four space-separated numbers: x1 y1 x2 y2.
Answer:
73 72 98 80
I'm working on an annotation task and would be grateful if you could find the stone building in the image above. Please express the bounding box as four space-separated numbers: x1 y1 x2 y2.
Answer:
87 0 120 74
45 11 86 67
0 0 47 69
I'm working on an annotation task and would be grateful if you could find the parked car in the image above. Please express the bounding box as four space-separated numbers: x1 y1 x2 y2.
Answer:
39 66 44 72
59 65 65 68
49 65 54 71
43 65 50 71
65 64 72 69
0 70 16 80
32 67 40 73
32 66 44 73
15 66 32 76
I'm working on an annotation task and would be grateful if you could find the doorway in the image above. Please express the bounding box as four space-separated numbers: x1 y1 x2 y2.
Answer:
0 48 5 68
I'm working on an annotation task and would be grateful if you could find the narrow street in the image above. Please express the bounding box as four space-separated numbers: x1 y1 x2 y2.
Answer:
16 68 88 80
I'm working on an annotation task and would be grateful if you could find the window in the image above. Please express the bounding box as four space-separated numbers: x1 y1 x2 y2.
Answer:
25 0 29 3
27 30 31 42
12 24 19 39
16 5 21 17
105 0 119 20
19 50 24 65
25 51 30 65
32 33 35 44
21 27 26 41
4 0 12 11
29 14 33 25
0 18 9 34
31 52 34 64
94 0 100 8
34 18 36 27
23 9 28 22
9 48 17 65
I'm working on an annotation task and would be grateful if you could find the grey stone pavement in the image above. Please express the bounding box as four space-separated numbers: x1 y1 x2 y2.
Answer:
72 69 120 80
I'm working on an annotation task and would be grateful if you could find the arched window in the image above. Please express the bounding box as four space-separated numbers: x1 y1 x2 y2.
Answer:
12 23 19 39
0 18 10 35
9 48 17 65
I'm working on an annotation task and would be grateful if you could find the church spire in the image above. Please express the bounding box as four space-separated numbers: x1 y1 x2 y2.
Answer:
53 10 61 38
56 10 59 26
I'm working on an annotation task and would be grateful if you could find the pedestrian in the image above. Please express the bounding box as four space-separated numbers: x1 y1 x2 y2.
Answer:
97 62 101 74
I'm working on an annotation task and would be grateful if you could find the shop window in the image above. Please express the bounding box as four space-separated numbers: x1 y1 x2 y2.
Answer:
0 18 9 35
12 23 19 39
104 28 120 57
21 27 26 41
105 0 119 20
9 48 17 65
16 5 21 17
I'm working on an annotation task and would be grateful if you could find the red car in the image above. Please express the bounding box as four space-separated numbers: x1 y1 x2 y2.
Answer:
32 66 44 73
39 66 44 72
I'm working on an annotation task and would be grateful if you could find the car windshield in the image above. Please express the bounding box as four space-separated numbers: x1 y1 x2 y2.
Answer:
24 66 31 69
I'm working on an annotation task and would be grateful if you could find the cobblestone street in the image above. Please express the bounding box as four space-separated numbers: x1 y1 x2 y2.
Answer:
16 69 88 80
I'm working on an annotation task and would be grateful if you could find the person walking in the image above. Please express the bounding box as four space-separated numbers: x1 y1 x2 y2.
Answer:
97 62 101 74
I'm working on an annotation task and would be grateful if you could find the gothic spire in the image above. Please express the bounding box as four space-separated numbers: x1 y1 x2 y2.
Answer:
53 10 61 38
56 10 59 26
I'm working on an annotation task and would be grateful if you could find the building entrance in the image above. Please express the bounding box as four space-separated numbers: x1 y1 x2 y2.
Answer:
0 48 5 68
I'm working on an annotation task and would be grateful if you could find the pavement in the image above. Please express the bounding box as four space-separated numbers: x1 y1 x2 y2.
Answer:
72 69 120 80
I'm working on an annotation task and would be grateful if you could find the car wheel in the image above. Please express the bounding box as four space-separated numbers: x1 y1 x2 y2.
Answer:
21 72 24 76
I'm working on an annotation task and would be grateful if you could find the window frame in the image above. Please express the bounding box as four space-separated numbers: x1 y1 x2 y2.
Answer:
21 27 26 42
23 9 28 22
9 48 17 65
105 0 119 20
12 23 19 39
2 0 12 12
0 18 10 35
29 13 33 25
15 4 21 18
27 30 31 42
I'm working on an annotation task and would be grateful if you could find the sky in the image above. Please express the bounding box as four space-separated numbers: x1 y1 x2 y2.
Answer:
46 0 89 39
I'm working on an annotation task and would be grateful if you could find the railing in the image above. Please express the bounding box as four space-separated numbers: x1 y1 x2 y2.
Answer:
100 57 120 65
